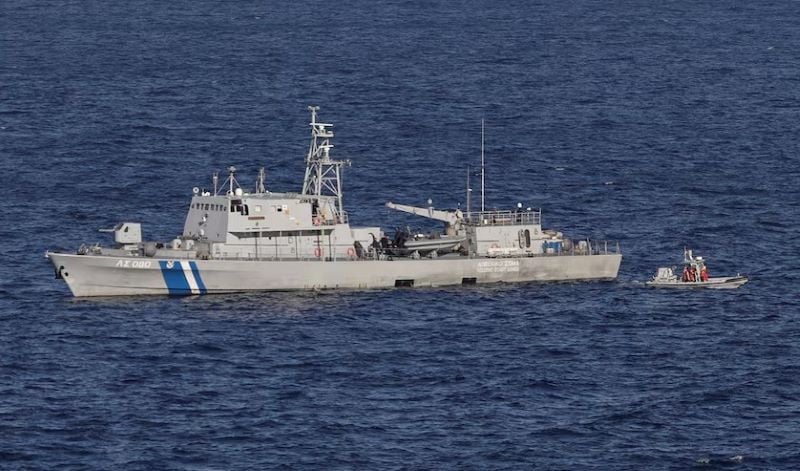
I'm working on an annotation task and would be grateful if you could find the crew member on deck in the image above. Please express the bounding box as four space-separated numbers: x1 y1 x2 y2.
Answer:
700 265 709 282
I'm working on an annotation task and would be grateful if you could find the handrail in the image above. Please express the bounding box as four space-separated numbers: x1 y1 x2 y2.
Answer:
464 209 541 226
548 239 621 256
210 239 621 261
319 210 348 225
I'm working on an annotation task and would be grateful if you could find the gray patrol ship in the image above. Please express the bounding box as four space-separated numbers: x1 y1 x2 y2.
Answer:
47 107 622 297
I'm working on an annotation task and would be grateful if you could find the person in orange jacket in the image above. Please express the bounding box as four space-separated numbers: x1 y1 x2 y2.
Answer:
700 265 709 282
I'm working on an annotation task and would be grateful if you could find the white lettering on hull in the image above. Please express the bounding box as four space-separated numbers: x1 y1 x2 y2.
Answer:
476 259 520 273
115 260 152 269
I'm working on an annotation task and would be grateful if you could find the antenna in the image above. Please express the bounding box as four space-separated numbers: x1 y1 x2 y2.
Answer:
256 167 266 194
228 166 237 195
466 165 472 218
481 119 485 212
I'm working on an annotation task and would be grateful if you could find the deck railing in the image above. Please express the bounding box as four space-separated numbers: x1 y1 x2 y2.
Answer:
216 240 620 261
318 210 348 225
464 209 541 226
552 240 621 256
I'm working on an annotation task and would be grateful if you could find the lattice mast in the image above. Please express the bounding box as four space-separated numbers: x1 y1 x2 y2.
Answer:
301 106 349 222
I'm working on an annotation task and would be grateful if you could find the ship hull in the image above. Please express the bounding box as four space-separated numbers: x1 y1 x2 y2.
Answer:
47 252 622 297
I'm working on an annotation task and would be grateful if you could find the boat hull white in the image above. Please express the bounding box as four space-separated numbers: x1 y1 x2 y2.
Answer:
646 276 748 290
47 252 622 297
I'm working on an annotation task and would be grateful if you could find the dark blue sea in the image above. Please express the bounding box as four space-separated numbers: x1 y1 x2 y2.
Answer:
3 1 800 469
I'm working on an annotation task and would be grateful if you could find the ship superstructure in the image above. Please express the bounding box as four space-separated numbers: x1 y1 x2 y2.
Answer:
172 106 376 262
47 107 621 297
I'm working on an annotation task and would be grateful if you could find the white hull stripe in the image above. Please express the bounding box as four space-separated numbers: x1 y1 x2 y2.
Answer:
181 261 200 294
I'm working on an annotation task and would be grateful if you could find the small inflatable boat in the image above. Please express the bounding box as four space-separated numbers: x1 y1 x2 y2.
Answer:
646 249 748 289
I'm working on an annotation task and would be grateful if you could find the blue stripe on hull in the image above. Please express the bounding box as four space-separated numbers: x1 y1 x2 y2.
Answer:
159 260 192 295
189 261 207 294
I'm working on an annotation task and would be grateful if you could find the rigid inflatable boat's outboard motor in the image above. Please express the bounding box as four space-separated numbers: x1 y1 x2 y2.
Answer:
353 241 364 259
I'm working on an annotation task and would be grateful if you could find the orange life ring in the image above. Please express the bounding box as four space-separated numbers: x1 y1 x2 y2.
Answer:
314 247 322 258
313 216 321 226
347 247 356 257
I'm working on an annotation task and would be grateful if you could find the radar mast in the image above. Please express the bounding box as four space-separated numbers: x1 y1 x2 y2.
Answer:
301 106 349 223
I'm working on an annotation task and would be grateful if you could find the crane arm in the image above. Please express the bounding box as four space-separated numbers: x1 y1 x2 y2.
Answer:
385 202 461 224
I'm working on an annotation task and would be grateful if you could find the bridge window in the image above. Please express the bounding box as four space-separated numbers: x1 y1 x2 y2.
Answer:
525 229 531 248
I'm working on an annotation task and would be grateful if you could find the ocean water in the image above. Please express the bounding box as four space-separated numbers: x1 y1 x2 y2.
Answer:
2 1 800 469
